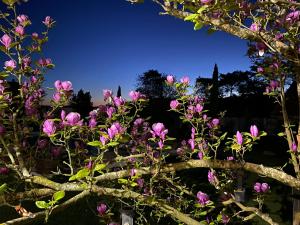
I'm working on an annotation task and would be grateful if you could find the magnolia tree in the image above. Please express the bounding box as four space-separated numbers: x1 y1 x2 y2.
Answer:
0 0 299 224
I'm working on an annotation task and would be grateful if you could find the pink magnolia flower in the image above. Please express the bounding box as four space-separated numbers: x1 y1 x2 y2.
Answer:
211 118 220 127
113 96 125 107
257 67 264 73
170 100 179 109
43 119 56 136
0 34 12 49
236 131 243 145
61 81 72 91
89 118 97 128
129 91 141 101
197 191 210 206
166 75 175 85
64 112 82 126
97 203 107 216
43 16 54 27
0 167 9 175
270 80 280 90
100 135 108 145
15 26 25 36
180 76 190 85
250 125 259 137
208 170 217 184
250 23 260 32
254 182 270 193
292 142 297 152
53 92 61 102
17 14 29 25
195 104 203 113
106 106 116 119
22 57 31 68
151 123 168 139
54 80 62 90
198 151 204 159
32 32 39 39
4 60 16 69
130 168 137 177
254 182 261 193
103 89 113 101
108 122 124 139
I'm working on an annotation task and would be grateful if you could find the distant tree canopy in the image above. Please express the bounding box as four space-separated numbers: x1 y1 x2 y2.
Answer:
136 69 176 99
219 71 266 97
71 89 93 118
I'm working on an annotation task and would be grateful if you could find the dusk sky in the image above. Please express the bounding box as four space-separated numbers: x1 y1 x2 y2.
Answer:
18 0 251 105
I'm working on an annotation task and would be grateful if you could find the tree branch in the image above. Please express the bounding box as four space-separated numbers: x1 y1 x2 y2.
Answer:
95 159 300 190
1 190 90 225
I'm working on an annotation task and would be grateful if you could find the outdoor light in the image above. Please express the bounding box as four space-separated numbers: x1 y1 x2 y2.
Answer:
120 209 134 225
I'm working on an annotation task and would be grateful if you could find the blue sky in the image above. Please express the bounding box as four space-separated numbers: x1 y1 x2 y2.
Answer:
17 0 251 105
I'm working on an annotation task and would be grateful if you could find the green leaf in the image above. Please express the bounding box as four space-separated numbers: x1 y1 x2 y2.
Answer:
53 190 65 202
87 141 101 147
107 141 119 147
35 201 49 209
184 14 198 21
0 183 7 194
94 164 106 172
194 22 203 30
118 178 128 184
69 168 90 181
277 132 285 137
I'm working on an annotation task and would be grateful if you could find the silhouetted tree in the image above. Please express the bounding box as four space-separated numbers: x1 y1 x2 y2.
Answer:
136 69 176 99
219 71 266 97
71 89 93 118
117 85 122 97
194 77 212 97
209 64 220 115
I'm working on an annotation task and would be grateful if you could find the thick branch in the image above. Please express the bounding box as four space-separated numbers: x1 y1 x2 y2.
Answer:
95 159 300 190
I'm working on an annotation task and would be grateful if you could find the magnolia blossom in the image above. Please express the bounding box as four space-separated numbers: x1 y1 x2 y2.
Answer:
130 168 137 177
113 96 125 107
53 92 61 102
0 34 12 49
61 81 72 91
250 125 259 137
180 76 190 85
151 123 168 139
292 142 297 152
170 100 179 109
108 122 124 139
32 32 39 39
17 14 29 25
100 135 108 145
15 26 25 36
43 119 56 136
0 167 9 175
166 75 175 85
43 16 54 27
208 170 217 184
211 118 220 127
4 60 16 69
195 104 203 113
129 91 141 101
97 203 107 216
198 151 204 159
236 131 243 145
197 191 210 206
103 89 112 101
106 106 116 119
64 112 82 126
38 58 52 67
249 23 260 32
254 182 270 193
